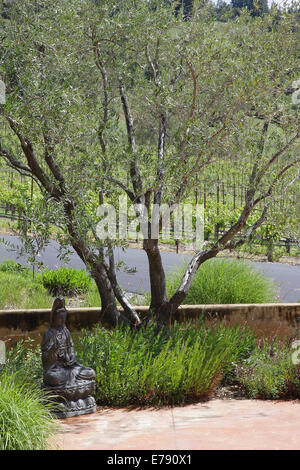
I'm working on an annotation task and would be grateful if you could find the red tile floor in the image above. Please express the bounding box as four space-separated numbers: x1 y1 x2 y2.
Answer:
52 399 300 450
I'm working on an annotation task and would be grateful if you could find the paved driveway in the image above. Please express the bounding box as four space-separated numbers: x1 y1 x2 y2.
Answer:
0 234 300 301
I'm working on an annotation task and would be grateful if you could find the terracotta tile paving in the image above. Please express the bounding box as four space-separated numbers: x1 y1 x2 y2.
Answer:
53 399 300 450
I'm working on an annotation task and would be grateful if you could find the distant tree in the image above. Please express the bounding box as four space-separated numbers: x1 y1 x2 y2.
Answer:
232 0 269 16
175 0 194 17
214 0 233 21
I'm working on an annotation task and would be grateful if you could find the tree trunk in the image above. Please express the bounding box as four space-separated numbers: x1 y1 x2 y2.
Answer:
106 247 141 326
64 199 132 328
266 241 274 262
143 239 169 327
93 263 130 327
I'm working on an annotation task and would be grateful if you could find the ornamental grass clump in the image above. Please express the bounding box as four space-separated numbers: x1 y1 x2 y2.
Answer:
2 339 43 386
165 259 277 305
0 372 56 450
0 271 53 310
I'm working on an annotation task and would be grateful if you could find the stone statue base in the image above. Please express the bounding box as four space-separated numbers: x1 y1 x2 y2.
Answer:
42 379 97 419
53 396 97 419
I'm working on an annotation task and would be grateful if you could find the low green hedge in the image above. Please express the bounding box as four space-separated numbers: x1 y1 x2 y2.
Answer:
37 266 92 296
2 323 256 407
5 323 300 409
235 339 300 399
75 320 256 406
0 259 30 276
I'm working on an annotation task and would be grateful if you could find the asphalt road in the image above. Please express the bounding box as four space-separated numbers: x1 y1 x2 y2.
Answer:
0 234 299 302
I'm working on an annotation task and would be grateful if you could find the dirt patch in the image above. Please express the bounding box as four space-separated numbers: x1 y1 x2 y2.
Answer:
214 385 248 400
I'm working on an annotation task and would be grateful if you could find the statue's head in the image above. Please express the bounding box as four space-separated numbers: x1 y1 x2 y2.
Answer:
50 297 67 329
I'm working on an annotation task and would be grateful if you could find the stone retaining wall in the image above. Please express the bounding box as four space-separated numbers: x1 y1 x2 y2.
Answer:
1 303 300 345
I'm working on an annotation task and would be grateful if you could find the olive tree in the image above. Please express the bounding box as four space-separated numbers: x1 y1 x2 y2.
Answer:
0 0 299 328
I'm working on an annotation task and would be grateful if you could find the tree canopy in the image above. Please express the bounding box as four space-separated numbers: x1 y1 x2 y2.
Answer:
0 0 299 327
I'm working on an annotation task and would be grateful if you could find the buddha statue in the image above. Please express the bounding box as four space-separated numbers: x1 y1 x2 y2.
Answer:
41 297 96 418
